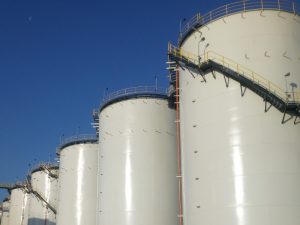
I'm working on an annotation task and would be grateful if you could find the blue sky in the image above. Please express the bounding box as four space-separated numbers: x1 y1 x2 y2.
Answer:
0 0 225 200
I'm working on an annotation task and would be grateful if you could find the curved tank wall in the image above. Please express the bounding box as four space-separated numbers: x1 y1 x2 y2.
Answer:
178 7 300 225
1 199 10 225
97 94 178 225
28 166 59 225
56 139 98 225
8 188 29 225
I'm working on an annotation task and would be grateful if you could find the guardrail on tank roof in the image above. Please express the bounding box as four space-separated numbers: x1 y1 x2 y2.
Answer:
58 134 98 150
101 86 168 107
179 0 300 44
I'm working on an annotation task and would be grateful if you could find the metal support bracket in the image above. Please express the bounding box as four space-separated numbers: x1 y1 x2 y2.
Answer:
212 70 216 79
224 75 229 87
196 68 207 83
282 109 287 124
177 61 186 71
240 84 247 97
187 68 196 78
281 107 293 124
294 115 300 125
264 99 272 112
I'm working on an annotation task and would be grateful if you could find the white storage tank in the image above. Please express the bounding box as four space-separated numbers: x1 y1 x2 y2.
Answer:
56 135 98 225
28 164 59 225
169 1 300 225
97 87 178 225
1 198 10 225
8 186 29 225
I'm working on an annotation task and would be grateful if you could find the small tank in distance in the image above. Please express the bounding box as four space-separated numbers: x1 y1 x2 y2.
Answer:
27 163 59 225
56 134 98 225
8 184 29 225
1 198 10 225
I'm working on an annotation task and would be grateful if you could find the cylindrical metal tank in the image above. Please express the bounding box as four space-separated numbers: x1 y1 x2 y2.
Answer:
56 135 98 225
175 1 300 225
97 87 178 225
28 164 59 225
8 187 29 225
1 198 10 225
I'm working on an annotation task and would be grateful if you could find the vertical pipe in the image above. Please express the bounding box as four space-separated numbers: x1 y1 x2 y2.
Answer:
176 66 183 225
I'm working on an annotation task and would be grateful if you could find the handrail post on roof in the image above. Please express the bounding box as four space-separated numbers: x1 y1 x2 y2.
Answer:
261 0 264 10
293 2 296 15
278 0 281 10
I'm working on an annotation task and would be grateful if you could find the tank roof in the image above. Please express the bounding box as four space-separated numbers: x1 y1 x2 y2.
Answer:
31 163 59 174
100 86 168 112
2 197 10 202
179 0 299 46
57 134 98 152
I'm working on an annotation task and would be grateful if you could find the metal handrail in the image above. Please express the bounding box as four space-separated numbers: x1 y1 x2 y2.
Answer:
60 134 98 147
180 0 299 44
168 43 300 103
101 86 168 106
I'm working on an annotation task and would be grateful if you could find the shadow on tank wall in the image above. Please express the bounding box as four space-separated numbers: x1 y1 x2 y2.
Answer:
28 218 55 225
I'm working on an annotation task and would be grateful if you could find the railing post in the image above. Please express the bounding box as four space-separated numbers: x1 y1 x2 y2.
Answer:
292 2 296 15
243 0 246 11
210 11 212 21
225 4 228 16
261 0 264 10
278 0 281 11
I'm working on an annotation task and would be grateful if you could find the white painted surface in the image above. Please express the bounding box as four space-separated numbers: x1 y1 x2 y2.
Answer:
28 167 59 225
97 97 178 225
8 188 29 225
56 142 98 225
1 200 10 225
179 10 300 225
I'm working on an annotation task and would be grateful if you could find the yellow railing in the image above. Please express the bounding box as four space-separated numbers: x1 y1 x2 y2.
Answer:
168 43 300 103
